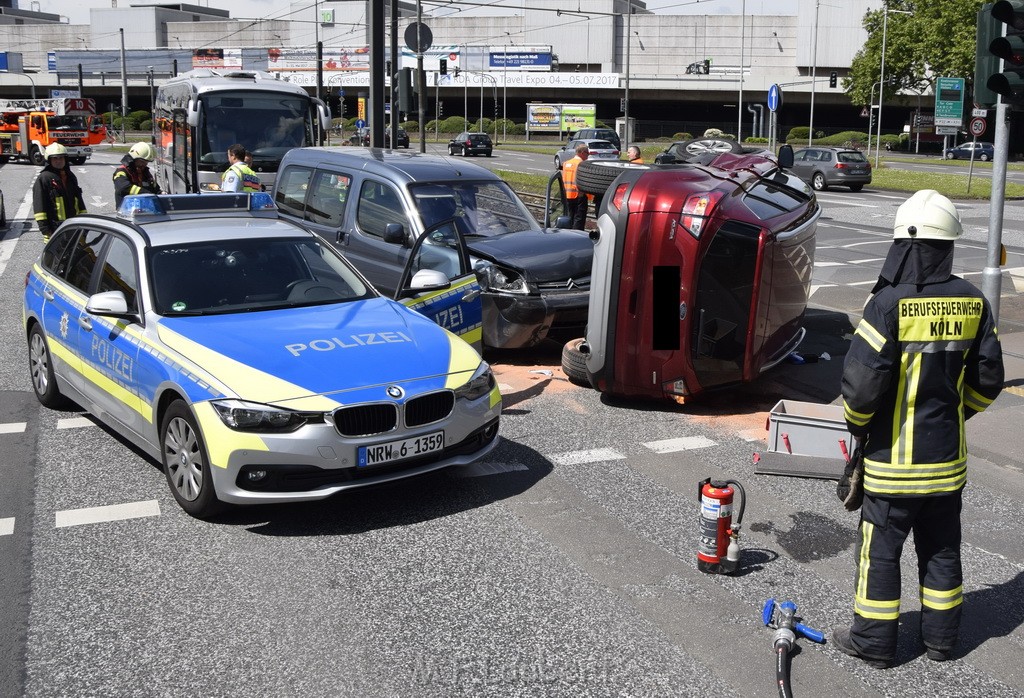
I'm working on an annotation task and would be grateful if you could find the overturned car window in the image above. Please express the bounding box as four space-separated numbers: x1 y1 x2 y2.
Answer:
743 181 813 220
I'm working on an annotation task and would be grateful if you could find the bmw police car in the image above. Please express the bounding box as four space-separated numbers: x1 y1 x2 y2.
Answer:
23 193 501 518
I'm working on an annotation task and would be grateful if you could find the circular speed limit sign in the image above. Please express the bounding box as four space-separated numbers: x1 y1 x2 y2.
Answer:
970 117 987 137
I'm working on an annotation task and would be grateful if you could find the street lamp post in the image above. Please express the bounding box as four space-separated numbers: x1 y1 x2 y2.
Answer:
876 7 912 168
737 0 745 140
147 66 155 119
866 80 881 155
4 71 37 99
624 1 631 153
808 0 820 146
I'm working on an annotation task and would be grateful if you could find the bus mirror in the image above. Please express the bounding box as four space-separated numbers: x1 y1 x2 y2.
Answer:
316 100 330 130
186 99 199 128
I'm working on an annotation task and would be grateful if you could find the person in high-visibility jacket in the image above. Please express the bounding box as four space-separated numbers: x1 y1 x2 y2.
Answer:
32 143 86 242
626 145 644 164
832 190 1004 669
221 143 262 193
561 143 590 230
112 141 162 207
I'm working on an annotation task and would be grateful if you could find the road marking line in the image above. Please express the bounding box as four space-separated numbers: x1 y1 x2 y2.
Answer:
850 257 887 264
55 500 161 528
850 280 878 286
642 436 717 453
815 199 876 208
814 262 844 267
0 518 13 536
1004 267 1024 293
458 461 530 478
1005 385 1024 398
0 422 27 434
550 447 625 465
57 416 95 429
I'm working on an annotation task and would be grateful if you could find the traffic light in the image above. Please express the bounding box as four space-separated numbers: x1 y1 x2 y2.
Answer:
703 59 711 74
439 58 447 75
454 66 460 78
981 0 1024 105
829 71 837 89
399 67 413 113
438 101 444 117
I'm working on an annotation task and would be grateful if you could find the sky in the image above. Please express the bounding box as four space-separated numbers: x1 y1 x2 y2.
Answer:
32 0 799 26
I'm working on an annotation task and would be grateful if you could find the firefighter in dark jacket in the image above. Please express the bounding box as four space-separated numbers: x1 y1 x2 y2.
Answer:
113 142 161 207
832 190 1004 668
32 143 86 241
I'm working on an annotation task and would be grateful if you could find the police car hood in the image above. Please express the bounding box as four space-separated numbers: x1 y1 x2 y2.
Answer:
155 298 478 405
467 228 593 282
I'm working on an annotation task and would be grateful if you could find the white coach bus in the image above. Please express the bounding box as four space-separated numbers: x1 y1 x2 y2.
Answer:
152 69 329 194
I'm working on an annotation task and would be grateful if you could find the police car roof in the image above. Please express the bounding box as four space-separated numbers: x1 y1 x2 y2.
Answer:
139 215 311 247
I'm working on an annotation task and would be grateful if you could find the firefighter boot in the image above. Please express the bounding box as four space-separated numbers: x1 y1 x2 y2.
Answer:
831 627 893 669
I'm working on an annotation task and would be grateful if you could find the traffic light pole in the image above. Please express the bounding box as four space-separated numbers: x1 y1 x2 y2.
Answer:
983 100 1008 320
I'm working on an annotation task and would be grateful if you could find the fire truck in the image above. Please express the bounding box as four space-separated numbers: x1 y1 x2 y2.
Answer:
0 97 108 165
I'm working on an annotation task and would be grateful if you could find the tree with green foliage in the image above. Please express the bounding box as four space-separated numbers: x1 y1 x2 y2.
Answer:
844 0 983 106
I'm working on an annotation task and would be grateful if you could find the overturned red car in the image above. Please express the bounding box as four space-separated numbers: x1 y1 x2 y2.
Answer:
564 144 819 402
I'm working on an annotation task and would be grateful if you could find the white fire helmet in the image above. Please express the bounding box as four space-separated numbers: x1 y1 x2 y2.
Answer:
43 143 68 160
893 189 962 241
128 142 156 161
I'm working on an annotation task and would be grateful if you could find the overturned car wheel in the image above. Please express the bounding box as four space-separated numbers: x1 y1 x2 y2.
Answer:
576 160 649 197
561 338 593 387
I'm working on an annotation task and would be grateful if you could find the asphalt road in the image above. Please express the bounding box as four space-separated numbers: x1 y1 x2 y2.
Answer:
1 149 1023 697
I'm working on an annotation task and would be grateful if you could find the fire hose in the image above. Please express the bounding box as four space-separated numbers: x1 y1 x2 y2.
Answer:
761 599 825 698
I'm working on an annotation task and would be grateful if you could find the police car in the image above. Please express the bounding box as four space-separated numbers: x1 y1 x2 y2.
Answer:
23 193 501 518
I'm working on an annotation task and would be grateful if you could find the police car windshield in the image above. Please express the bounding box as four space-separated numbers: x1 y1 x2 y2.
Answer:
410 181 538 237
149 237 374 315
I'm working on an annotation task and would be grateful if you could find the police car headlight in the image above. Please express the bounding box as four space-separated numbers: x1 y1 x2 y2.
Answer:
211 399 321 432
454 362 495 402
477 263 533 295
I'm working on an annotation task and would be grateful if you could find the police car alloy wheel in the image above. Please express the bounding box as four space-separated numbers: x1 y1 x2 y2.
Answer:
161 400 221 519
28 325 64 409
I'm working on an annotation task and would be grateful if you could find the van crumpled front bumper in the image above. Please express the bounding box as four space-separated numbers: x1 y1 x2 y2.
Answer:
482 289 590 349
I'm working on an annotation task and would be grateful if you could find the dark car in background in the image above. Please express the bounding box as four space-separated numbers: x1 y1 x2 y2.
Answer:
788 146 872 191
448 132 493 157
275 148 593 349
944 141 994 161
387 128 410 148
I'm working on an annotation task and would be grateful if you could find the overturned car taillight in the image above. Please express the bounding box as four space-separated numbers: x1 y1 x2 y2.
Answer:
611 182 630 211
680 191 723 238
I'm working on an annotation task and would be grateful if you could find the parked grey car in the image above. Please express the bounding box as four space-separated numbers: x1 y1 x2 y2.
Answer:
568 127 621 151
789 146 872 191
554 139 620 169
275 148 593 350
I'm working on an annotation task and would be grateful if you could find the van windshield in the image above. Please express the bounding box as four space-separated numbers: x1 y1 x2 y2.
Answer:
410 181 539 237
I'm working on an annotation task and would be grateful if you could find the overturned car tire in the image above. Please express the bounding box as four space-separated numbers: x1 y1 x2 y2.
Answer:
576 160 649 197
561 338 593 387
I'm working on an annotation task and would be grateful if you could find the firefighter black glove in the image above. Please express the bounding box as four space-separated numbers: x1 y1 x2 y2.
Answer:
836 441 864 511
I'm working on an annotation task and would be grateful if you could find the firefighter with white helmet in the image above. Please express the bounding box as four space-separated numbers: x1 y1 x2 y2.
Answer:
832 190 1004 668
32 142 86 241
113 141 162 207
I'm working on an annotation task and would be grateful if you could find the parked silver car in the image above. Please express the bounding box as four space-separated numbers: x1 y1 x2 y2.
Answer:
554 139 620 169
788 146 872 192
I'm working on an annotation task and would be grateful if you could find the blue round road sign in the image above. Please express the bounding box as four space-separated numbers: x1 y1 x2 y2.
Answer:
767 84 782 112
355 119 366 129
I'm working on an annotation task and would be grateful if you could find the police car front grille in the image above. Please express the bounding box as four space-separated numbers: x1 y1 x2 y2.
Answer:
333 404 398 437
405 391 454 428
537 276 590 292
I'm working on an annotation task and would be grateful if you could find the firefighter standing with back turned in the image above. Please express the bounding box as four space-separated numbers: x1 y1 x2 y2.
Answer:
561 143 590 230
832 190 1004 668
32 143 86 242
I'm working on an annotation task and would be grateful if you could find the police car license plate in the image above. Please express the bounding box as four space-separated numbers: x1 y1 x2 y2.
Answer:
358 431 444 467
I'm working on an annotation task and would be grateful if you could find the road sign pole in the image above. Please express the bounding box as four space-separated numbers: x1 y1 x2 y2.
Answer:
983 100 1008 320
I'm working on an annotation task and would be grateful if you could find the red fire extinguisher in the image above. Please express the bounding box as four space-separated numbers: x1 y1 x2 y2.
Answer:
697 478 746 575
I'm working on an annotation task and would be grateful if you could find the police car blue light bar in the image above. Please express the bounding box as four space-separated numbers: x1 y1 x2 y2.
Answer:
117 192 276 219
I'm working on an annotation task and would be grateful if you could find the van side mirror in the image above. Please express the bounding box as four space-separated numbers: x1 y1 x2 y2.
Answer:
383 223 406 245
777 144 794 169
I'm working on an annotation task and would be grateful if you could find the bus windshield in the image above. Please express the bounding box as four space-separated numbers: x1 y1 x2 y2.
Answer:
198 90 313 166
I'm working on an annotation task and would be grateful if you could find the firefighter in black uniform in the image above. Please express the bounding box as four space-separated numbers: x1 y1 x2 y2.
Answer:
32 143 86 242
832 190 1004 668
112 142 161 207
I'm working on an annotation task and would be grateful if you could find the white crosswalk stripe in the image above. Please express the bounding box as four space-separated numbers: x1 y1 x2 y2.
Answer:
0 517 14 536
642 436 717 453
57 416 95 429
549 447 625 466
0 422 27 434
55 500 161 528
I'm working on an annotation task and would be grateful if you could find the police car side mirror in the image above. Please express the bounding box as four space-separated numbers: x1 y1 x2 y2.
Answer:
383 223 406 245
404 269 451 296
777 144 795 169
86 291 133 318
